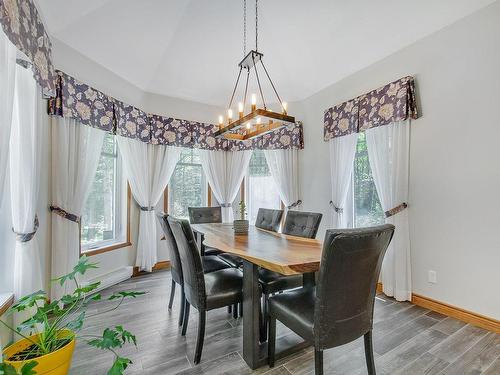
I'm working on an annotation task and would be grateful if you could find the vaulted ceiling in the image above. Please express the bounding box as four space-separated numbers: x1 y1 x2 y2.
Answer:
35 0 494 106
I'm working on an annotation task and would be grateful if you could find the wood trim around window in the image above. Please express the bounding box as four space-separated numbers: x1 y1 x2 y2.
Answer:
81 184 132 257
207 185 212 207
0 294 14 316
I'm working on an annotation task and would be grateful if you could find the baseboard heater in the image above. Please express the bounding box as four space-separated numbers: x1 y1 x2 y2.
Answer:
81 266 133 293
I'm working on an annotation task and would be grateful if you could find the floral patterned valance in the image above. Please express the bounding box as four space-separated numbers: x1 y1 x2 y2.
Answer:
0 0 56 96
324 76 419 141
48 71 304 151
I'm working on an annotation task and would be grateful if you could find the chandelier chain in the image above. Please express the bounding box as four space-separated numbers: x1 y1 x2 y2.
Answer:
255 0 258 51
243 0 246 56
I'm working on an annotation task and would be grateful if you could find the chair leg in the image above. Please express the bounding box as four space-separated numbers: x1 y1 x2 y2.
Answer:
314 348 323 375
228 305 232 314
178 286 185 327
181 300 190 336
260 294 269 343
168 280 176 310
232 303 238 319
194 310 206 364
364 330 376 375
268 314 276 367
239 302 243 317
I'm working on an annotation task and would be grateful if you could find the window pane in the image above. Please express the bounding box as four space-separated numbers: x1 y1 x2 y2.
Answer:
353 132 385 227
246 150 282 224
81 133 122 248
169 148 207 219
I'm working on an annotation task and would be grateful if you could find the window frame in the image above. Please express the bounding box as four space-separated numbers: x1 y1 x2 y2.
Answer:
79 135 132 257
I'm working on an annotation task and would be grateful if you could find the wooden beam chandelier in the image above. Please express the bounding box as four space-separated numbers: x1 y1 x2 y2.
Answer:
215 0 295 141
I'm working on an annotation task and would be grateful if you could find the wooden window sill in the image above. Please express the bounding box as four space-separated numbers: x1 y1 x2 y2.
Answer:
82 242 132 257
0 293 14 316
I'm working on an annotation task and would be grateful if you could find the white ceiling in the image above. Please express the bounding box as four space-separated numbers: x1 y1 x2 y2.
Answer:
35 0 494 106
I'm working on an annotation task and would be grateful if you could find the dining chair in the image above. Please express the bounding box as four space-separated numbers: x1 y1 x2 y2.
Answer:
255 208 283 232
267 224 395 375
167 216 244 365
157 213 233 327
258 210 322 341
188 206 222 256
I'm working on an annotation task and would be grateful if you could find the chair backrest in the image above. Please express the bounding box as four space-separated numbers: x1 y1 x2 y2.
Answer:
314 224 395 349
282 211 323 239
255 208 283 232
156 213 183 285
188 206 222 224
167 216 206 309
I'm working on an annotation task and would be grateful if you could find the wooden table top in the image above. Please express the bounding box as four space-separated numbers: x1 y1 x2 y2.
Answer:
192 223 323 275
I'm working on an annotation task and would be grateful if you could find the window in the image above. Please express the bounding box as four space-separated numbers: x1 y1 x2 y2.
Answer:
168 148 207 218
245 150 282 224
81 133 128 252
353 132 385 227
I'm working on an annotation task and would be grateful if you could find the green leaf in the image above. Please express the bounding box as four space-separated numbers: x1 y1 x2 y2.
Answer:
20 361 38 375
9 291 47 314
107 357 131 375
66 311 85 332
0 361 37 375
53 256 98 286
75 282 101 294
107 291 146 301
87 328 122 350
115 326 137 347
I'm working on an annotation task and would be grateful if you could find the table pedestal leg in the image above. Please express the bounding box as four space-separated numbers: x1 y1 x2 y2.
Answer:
242 260 265 369
303 272 316 288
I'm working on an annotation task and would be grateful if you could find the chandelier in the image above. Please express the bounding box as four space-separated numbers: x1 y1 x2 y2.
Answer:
215 0 295 141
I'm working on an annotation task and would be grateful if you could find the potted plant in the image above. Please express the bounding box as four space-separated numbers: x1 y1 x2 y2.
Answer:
0 256 145 375
233 200 249 234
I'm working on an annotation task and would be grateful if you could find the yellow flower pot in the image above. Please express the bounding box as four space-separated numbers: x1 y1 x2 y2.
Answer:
2 329 75 375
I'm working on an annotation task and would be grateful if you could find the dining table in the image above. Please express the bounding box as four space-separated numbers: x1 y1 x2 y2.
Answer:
191 223 323 370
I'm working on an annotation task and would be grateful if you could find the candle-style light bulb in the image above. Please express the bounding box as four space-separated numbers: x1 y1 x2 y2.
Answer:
282 102 288 114
251 94 257 111
238 102 244 119
246 123 252 129
256 117 261 125
227 109 233 121
218 115 224 126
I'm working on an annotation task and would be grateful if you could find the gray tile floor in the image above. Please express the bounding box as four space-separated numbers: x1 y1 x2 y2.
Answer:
70 270 500 374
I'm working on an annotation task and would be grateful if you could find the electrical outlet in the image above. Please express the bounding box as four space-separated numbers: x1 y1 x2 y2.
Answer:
428 270 437 284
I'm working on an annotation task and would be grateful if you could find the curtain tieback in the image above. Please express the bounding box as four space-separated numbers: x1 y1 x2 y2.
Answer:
385 202 408 218
50 205 81 224
12 215 39 243
287 200 302 209
220 203 232 208
329 201 343 214
140 206 155 211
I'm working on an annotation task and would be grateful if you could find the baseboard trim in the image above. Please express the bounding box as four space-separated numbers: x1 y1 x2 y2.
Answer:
411 293 500 334
376 282 499 333
132 260 170 277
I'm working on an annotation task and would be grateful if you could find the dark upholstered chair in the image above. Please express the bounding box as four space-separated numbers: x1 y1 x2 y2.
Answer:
167 216 243 365
188 206 223 256
255 208 283 232
282 210 323 238
188 206 222 224
268 225 395 375
157 213 232 327
258 210 322 341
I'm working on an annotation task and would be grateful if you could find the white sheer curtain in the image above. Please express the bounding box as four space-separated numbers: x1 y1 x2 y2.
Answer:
51 117 104 300
264 149 300 209
199 150 252 222
117 137 181 272
10 64 43 299
329 133 357 228
0 30 17 200
366 120 411 301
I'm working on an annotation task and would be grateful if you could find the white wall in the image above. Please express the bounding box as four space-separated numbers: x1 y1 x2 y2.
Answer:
298 2 500 319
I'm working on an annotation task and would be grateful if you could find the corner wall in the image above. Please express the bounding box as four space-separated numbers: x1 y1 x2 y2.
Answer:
297 2 500 319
